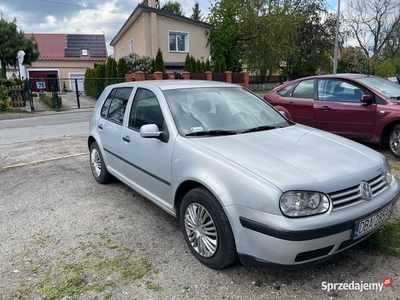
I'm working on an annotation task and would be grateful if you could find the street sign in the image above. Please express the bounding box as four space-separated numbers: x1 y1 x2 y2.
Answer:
36 82 46 90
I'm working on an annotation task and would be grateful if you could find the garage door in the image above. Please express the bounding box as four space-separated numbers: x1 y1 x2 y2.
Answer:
69 74 85 92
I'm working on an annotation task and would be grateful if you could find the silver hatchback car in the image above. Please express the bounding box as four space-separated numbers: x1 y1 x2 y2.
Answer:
88 80 399 269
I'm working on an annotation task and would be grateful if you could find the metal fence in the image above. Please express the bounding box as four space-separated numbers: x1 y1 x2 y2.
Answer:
23 77 105 112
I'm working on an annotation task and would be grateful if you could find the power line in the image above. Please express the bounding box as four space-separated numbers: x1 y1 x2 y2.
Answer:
37 0 130 15
19 20 123 25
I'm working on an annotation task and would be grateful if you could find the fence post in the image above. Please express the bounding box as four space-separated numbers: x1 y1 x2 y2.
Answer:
205 71 212 81
182 71 190 80
225 71 232 83
96 79 101 99
241 71 249 89
50 78 59 111
153 71 163 80
26 79 34 112
75 79 81 109
135 71 145 81
21 84 25 107
167 72 175 80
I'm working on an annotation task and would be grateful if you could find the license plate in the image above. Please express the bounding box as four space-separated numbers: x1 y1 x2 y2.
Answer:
353 205 392 239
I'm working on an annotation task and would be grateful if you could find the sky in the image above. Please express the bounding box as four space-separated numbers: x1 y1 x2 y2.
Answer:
0 0 340 55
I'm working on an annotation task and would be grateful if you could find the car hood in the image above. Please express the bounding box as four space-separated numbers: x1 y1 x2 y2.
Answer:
191 125 383 192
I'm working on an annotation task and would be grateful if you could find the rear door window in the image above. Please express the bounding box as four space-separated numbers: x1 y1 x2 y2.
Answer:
100 87 133 125
292 80 314 99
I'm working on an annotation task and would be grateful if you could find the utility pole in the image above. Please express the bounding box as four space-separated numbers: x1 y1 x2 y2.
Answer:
333 0 341 75
0 10 4 20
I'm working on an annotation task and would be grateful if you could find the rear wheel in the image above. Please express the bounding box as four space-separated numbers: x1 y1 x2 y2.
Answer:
389 125 400 158
90 141 112 184
180 187 238 269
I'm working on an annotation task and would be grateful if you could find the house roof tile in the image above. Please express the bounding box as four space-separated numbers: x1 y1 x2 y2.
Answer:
25 33 108 61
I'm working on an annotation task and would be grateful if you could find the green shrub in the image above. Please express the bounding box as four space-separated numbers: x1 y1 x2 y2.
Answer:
0 85 11 112
41 94 62 109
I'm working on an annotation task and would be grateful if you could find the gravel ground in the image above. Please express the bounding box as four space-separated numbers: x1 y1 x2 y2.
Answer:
0 135 399 299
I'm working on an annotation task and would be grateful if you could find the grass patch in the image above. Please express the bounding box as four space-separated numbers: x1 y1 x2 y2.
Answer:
146 280 163 292
5 232 152 299
363 216 400 256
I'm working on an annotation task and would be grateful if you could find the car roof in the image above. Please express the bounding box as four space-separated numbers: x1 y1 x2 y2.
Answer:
290 73 375 82
107 80 240 91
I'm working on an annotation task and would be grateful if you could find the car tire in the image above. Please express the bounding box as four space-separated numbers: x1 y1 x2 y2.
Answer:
180 187 238 269
389 125 400 158
89 141 112 184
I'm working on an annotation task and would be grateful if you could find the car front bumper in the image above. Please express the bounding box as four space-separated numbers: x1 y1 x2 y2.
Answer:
226 183 400 269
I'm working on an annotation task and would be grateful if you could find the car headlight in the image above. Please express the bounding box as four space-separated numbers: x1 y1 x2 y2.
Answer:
280 191 330 217
384 159 392 185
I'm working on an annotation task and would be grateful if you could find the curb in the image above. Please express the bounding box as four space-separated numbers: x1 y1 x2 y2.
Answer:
0 108 94 121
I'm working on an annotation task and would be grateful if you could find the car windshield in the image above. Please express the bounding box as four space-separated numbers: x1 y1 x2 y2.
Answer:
355 76 400 99
163 87 290 136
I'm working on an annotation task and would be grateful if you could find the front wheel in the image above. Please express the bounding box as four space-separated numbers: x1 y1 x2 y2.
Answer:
89 141 112 184
389 125 400 158
180 187 238 269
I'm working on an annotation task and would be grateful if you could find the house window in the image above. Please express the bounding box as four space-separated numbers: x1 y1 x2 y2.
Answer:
129 39 133 54
81 49 88 56
169 31 189 52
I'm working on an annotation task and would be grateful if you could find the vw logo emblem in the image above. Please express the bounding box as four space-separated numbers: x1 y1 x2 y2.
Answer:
360 181 373 201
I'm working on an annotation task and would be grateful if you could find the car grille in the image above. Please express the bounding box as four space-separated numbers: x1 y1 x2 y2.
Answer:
329 173 388 210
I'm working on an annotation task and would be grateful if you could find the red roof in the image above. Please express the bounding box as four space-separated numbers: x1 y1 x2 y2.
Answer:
25 33 107 61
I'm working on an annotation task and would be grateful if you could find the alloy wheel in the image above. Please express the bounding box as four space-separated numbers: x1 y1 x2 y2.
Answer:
90 148 101 178
390 129 400 156
184 203 218 258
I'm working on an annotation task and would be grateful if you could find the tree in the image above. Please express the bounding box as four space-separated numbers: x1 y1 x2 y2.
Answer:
117 57 128 78
184 54 192 72
140 0 160 9
125 53 154 73
207 0 243 72
105 57 117 85
190 56 198 73
337 47 371 74
288 1 336 76
205 59 211 71
162 1 184 15
197 59 203 73
343 0 400 58
374 59 397 77
191 1 204 21
0 18 40 78
23 34 40 66
154 48 165 72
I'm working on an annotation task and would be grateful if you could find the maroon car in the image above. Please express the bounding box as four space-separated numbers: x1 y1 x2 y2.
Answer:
264 74 400 158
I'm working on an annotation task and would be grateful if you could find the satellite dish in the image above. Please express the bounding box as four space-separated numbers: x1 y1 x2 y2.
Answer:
17 50 25 64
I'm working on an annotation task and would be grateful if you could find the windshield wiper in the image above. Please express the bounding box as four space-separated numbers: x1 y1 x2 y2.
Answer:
241 125 278 133
390 96 400 100
186 130 238 136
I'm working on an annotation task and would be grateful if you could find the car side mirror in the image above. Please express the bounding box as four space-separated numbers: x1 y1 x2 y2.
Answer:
361 95 373 104
140 124 161 138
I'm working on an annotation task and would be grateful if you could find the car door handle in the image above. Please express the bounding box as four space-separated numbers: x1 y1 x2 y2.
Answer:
122 135 130 143
98 124 103 130
289 101 294 107
320 106 331 111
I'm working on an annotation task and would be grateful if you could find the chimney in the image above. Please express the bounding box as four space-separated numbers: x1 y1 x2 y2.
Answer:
148 0 156 8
